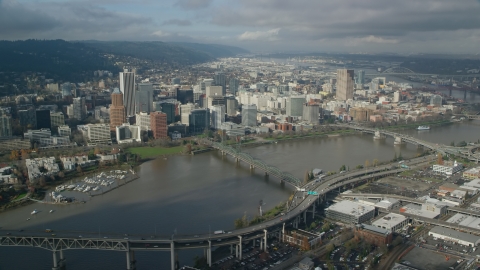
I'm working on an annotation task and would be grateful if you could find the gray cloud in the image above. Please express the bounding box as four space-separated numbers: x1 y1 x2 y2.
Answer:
175 0 212 10
162 19 192 26
0 0 152 40
211 0 480 47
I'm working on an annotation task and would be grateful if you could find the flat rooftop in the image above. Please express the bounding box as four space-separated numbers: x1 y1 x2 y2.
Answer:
372 213 407 228
430 226 480 243
326 200 375 217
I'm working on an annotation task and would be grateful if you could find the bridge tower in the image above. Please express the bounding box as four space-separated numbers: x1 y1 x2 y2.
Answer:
394 136 403 145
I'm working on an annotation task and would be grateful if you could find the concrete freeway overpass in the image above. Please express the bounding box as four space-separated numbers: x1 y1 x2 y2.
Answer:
2 156 432 270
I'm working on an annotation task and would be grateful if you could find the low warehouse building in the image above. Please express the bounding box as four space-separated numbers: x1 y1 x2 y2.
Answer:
429 226 480 247
372 213 408 233
325 200 375 224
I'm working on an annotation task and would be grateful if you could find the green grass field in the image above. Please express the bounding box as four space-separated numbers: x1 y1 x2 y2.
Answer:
128 146 183 159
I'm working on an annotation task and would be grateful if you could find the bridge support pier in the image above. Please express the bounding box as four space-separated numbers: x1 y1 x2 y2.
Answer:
207 240 212 267
235 157 239 163
265 172 269 176
312 203 316 218
250 164 255 170
394 136 403 145
264 229 268 252
303 211 307 224
52 251 59 270
59 250 65 269
237 236 243 260
282 223 285 242
170 242 176 270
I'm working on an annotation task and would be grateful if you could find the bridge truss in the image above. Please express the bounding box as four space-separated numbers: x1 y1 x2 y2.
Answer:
211 142 301 187
0 236 128 251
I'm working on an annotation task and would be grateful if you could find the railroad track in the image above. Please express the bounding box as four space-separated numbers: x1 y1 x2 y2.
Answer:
376 243 411 270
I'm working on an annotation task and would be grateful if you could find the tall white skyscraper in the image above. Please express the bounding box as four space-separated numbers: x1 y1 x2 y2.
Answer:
336 69 354 101
120 69 136 116
210 105 225 130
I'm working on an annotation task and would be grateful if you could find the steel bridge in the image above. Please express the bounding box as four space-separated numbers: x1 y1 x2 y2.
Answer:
208 141 302 187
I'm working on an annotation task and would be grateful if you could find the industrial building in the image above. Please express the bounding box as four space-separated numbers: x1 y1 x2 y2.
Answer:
432 161 463 176
400 201 448 219
372 213 408 233
429 226 480 247
463 167 480 180
354 224 393 246
325 200 375 224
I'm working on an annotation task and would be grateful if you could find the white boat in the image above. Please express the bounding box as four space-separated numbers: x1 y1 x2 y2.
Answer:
31 209 39 215
417 126 430 130
49 210 54 213
93 186 100 191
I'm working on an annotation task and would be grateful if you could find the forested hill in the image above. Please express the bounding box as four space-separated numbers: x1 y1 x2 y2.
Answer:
0 40 248 81
0 39 117 81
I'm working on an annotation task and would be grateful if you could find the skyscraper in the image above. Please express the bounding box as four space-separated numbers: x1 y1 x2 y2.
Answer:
135 83 153 113
119 70 135 116
61 83 72 98
160 102 175 124
286 96 306 117
189 109 210 134
229 78 239 96
176 88 194 104
214 72 227 95
210 105 225 130
150 112 167 139
357 70 365 85
242 104 257 127
36 110 51 130
0 116 12 137
302 103 320 124
109 88 126 131
336 69 354 101
69 97 86 120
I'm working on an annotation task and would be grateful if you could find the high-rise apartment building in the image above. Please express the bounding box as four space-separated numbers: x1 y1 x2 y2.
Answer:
135 83 153 113
116 124 141 144
176 88 194 104
119 70 136 116
0 116 12 137
150 112 167 139
109 88 126 131
210 105 225 130
336 69 354 101
242 104 257 127
68 97 87 120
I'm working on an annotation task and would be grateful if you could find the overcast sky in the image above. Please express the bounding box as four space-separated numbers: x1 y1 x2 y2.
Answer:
1 0 480 54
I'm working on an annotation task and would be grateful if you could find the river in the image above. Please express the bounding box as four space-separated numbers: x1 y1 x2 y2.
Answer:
1 121 479 269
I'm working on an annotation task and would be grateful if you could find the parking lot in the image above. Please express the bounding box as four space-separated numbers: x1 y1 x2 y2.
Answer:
401 246 457 270
211 241 296 270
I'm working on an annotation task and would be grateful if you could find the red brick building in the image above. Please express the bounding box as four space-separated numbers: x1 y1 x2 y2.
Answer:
354 224 393 246
150 112 167 139
109 89 126 131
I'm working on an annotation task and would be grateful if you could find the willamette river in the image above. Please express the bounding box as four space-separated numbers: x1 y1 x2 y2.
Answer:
1 121 480 269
